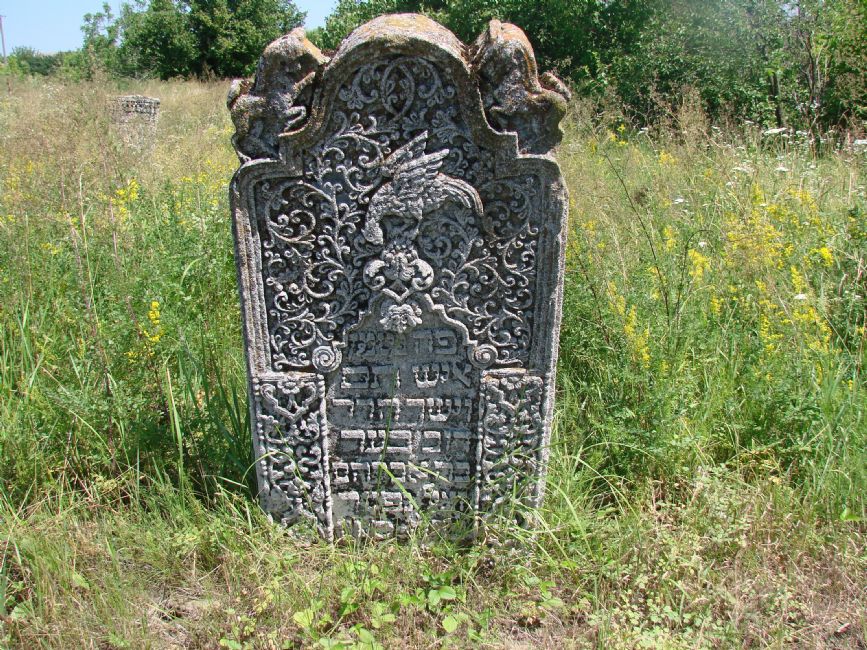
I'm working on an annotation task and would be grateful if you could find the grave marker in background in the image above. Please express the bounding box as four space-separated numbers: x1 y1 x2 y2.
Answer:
228 14 569 539
110 94 160 151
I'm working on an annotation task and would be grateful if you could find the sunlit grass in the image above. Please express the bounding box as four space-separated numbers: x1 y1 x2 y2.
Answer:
0 78 864 648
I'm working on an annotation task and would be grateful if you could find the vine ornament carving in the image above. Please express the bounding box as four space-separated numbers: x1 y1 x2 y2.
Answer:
228 14 569 540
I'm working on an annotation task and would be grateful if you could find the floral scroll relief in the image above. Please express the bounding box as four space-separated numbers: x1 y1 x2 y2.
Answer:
477 371 545 512
256 54 543 372
253 375 330 531
360 131 482 334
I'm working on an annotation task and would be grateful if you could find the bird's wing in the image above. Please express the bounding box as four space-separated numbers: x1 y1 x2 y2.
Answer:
383 131 450 189
382 131 430 174
440 177 483 215
394 149 449 193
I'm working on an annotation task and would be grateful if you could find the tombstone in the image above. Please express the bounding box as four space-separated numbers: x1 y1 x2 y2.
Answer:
109 95 160 151
228 14 570 539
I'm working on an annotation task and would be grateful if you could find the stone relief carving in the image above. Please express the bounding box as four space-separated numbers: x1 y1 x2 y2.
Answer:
227 29 327 162
252 375 331 532
230 14 568 539
470 20 571 155
477 371 545 513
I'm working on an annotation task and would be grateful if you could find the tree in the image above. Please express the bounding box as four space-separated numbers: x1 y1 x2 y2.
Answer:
311 0 866 131
185 0 306 77
80 2 122 77
82 0 306 79
316 0 420 51
117 0 197 78
8 47 65 76
315 0 647 87
779 0 867 130
608 0 787 124
823 0 867 124
61 0 864 130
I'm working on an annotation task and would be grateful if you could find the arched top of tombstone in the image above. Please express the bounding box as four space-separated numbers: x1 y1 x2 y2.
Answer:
228 14 570 164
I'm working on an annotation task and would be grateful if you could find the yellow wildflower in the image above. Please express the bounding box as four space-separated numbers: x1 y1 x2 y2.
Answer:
142 300 164 345
663 226 677 251
790 266 806 294
111 178 140 220
759 314 783 353
623 305 651 368
811 246 834 267
688 249 710 281
609 282 651 369
724 206 786 272
792 304 832 353
605 129 627 146
788 187 817 212
751 183 766 207
148 300 160 325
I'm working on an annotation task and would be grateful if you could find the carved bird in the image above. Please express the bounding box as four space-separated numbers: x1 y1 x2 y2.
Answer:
361 131 483 245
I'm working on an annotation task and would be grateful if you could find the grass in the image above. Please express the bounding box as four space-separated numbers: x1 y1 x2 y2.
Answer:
0 76 865 648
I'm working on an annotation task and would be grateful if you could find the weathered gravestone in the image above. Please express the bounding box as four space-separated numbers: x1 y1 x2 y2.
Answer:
228 14 570 539
110 95 160 151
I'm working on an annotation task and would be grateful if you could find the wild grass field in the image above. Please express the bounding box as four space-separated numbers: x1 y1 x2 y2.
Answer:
0 78 864 649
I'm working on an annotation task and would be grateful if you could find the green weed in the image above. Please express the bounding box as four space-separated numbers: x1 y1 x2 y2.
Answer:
0 78 864 648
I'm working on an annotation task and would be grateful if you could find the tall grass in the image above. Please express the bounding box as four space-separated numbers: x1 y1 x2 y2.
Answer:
556 103 865 518
0 77 864 648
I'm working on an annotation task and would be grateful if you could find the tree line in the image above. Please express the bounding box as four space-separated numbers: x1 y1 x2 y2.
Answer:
3 0 865 131
4 0 304 80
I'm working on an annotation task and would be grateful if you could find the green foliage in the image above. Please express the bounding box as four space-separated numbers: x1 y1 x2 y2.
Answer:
555 111 866 514
315 0 642 83
0 77 865 649
75 0 306 79
116 0 198 79
823 0 867 122
315 0 422 50
183 0 306 77
8 0 865 129
6 48 67 77
609 0 786 124
315 0 867 130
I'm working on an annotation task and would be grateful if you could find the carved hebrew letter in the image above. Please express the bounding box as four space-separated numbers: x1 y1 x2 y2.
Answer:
230 14 568 540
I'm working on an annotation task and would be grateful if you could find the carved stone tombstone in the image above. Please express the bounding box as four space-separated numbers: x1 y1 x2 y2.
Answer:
229 14 569 539
110 95 160 151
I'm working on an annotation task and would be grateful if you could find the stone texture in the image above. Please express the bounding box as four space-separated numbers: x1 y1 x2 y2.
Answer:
229 14 569 540
110 95 160 151
227 29 327 163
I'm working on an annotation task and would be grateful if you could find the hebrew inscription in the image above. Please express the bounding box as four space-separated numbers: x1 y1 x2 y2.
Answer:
329 314 478 537
230 14 569 539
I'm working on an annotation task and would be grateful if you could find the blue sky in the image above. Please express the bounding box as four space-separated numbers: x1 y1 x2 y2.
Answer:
0 1 335 54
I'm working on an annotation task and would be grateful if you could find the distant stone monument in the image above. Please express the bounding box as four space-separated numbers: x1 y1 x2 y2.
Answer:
228 14 569 539
110 95 160 150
